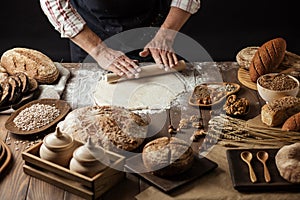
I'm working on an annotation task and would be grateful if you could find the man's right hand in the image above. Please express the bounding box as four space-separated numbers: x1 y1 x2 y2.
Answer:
94 45 141 77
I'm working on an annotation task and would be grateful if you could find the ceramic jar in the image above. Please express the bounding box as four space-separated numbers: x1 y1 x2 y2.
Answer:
69 137 108 177
39 126 75 167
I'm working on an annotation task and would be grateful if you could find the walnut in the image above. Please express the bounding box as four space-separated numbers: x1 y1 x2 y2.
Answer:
179 118 189 129
223 94 249 116
190 129 206 142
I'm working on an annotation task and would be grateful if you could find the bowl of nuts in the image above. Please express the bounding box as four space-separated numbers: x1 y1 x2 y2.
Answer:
257 73 299 103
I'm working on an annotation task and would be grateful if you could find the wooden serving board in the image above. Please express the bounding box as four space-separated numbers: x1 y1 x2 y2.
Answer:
226 148 300 192
124 154 218 192
0 140 12 175
5 98 71 135
237 68 257 90
188 82 240 107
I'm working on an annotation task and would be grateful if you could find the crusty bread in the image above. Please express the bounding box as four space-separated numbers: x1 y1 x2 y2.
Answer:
282 112 300 131
142 137 194 177
275 143 300 183
58 105 149 152
249 38 286 82
261 96 300 127
236 46 259 69
0 47 59 84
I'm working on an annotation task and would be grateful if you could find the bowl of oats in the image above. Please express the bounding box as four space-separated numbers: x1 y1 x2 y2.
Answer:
257 73 299 103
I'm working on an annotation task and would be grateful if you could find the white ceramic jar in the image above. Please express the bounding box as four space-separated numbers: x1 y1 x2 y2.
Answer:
39 126 75 167
69 137 108 177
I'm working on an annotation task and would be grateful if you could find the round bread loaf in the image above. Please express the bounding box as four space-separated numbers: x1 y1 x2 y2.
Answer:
236 46 259 69
282 112 300 131
58 105 149 152
249 38 286 82
0 48 59 84
142 137 194 177
275 143 300 183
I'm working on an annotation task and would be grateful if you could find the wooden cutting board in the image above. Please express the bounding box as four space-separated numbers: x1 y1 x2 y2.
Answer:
237 68 257 90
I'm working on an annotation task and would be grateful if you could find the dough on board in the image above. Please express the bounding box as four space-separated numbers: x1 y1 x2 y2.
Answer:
93 73 186 110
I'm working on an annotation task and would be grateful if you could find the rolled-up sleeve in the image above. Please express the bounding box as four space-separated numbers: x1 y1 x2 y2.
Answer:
171 0 201 14
40 0 86 38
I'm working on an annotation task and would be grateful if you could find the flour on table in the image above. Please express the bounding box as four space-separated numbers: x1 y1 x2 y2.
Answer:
93 73 186 111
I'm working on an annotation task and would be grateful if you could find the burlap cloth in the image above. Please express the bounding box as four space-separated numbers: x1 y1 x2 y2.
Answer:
135 144 300 200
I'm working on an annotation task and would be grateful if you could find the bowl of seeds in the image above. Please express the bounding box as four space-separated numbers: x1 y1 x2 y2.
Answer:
257 73 299 103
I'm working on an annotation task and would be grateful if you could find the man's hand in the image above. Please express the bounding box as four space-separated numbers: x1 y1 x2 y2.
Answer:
94 45 140 77
139 28 178 70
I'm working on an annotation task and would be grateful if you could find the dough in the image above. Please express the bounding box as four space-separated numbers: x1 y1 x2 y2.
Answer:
93 73 186 110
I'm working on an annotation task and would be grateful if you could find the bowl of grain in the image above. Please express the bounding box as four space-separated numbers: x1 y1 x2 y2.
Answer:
257 73 299 103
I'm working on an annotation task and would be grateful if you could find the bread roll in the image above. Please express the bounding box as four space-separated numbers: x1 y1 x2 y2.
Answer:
249 38 286 82
142 137 194 177
282 112 300 131
275 143 300 183
236 46 259 69
261 96 300 127
0 48 59 84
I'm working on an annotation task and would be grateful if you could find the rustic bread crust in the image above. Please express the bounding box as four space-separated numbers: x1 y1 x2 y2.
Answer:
282 112 300 131
249 38 286 82
0 48 59 84
261 96 300 127
142 137 194 177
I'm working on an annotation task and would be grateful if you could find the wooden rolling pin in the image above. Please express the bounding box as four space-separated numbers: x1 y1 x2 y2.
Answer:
105 60 186 83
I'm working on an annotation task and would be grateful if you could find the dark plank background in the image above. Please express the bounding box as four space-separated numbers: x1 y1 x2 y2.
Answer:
0 0 299 62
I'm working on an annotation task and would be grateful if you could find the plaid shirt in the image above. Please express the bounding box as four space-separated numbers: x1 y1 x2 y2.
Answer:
40 0 201 38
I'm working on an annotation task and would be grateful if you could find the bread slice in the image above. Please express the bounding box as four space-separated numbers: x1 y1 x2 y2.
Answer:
0 82 11 107
15 72 29 93
6 76 21 104
261 96 300 127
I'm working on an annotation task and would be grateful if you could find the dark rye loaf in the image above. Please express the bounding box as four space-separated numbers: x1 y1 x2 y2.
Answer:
249 38 286 82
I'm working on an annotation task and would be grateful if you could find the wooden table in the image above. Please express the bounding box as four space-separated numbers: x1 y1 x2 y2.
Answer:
0 62 298 200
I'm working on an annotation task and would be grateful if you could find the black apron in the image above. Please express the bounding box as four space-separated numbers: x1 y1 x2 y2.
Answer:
70 0 171 62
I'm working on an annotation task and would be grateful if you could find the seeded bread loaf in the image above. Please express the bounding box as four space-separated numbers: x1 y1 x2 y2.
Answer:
58 105 149 152
249 38 286 82
261 96 300 127
142 137 194 177
0 48 59 84
282 112 300 131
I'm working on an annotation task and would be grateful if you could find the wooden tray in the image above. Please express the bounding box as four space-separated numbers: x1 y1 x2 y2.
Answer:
0 140 13 175
189 82 240 107
237 68 257 90
226 148 300 192
5 98 71 135
125 154 218 192
22 141 125 200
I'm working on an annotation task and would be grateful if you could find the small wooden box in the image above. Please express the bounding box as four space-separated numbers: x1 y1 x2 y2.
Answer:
22 141 125 200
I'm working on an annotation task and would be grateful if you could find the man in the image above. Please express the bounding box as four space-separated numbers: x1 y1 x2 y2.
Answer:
40 0 200 77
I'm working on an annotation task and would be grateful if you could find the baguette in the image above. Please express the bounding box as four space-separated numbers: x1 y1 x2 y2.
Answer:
282 112 300 131
261 96 300 127
249 38 286 82
0 47 59 84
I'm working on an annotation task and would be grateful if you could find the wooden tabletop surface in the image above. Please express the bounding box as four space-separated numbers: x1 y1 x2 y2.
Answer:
0 62 297 200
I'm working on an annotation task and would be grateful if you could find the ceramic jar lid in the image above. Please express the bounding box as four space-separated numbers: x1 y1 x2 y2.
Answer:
43 127 73 150
73 137 98 163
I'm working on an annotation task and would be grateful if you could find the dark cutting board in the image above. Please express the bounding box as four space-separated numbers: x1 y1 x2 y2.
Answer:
125 154 218 192
226 148 300 192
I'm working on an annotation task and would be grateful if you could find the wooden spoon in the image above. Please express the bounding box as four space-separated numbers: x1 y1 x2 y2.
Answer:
241 151 257 183
257 151 271 183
